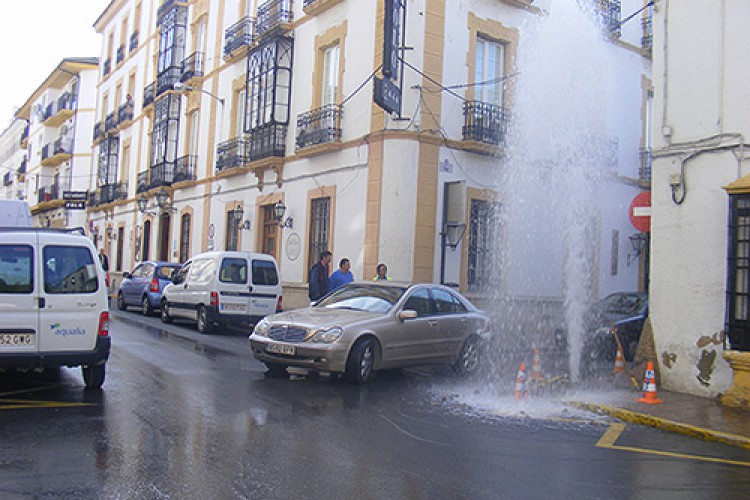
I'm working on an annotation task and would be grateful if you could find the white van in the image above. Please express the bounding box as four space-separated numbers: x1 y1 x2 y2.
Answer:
160 251 282 333
0 227 110 389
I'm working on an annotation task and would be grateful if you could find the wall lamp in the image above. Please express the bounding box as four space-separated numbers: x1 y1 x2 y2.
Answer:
137 188 174 215
627 233 648 266
232 206 251 231
273 201 293 229
442 221 467 250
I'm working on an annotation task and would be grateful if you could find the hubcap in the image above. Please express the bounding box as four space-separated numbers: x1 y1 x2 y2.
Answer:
463 341 478 371
360 345 373 379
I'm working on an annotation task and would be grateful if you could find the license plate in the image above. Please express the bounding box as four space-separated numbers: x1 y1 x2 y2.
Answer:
0 334 33 346
222 303 246 312
267 343 295 356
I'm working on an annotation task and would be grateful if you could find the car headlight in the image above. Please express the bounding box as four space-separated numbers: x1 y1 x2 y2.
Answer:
311 326 343 343
253 319 271 337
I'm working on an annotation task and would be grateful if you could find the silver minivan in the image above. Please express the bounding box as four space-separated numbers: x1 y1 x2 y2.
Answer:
160 251 282 333
0 227 110 389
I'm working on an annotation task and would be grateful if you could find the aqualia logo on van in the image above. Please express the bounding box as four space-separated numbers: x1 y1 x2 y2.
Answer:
50 323 87 337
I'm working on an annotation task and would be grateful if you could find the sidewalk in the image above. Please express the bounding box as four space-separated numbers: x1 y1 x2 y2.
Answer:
569 388 750 450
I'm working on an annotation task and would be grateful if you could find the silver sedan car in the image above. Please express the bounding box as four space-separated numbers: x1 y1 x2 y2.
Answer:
249 282 491 384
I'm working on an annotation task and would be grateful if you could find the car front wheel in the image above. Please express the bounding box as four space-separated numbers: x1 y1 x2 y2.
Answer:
345 338 376 384
82 364 105 389
453 336 480 376
197 306 212 334
141 295 153 316
116 292 127 311
161 300 173 323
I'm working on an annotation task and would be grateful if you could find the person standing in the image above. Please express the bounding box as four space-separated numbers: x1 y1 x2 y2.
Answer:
329 258 354 290
308 250 332 302
98 247 109 272
373 263 390 281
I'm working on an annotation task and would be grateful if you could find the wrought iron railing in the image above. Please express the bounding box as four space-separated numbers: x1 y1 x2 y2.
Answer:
296 104 342 150
639 148 652 182
103 58 111 77
117 100 134 125
129 31 139 52
462 101 508 146
91 183 127 206
116 45 125 64
224 16 256 57
149 161 174 188
216 137 248 172
93 121 103 141
137 171 149 194
598 0 621 37
143 82 156 107
37 183 59 203
20 125 29 145
17 159 26 175
105 111 117 133
41 143 53 161
247 123 287 162
257 0 293 38
156 67 181 95
174 155 197 182
181 52 204 81
3 171 11 186
641 16 652 51
53 138 72 155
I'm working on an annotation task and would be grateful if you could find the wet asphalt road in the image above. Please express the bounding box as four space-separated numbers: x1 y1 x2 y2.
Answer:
1 311 750 499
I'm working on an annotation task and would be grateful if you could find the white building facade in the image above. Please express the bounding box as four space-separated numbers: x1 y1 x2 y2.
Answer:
0 119 28 201
89 0 651 324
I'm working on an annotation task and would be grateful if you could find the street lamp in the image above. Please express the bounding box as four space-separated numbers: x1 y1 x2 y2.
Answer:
232 205 251 230
273 200 293 229
173 82 226 143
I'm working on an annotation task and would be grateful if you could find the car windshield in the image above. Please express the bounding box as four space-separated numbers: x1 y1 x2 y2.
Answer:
315 283 407 314
596 293 647 315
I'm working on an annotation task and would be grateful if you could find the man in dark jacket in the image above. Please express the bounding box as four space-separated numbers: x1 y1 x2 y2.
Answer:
308 250 332 302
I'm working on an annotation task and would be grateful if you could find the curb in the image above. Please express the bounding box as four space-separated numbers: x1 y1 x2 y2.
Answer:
566 401 750 451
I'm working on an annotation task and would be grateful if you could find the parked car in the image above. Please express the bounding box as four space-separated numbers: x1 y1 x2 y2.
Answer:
161 251 282 333
249 282 491 384
556 291 648 375
116 261 181 315
0 227 110 389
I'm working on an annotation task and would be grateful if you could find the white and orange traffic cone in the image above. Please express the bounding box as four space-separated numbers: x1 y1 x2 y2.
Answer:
613 346 626 374
636 361 663 404
514 362 527 400
531 344 543 382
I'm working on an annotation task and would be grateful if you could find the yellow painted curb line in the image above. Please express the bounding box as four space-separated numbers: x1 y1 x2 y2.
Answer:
566 401 750 451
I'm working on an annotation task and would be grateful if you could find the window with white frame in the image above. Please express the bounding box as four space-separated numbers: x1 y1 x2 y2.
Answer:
475 37 504 107
321 44 339 106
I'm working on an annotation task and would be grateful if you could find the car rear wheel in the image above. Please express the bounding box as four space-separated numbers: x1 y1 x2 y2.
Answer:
160 299 173 323
141 295 153 316
82 364 105 389
116 292 127 311
197 306 212 334
264 362 288 378
453 336 480 376
345 338 376 385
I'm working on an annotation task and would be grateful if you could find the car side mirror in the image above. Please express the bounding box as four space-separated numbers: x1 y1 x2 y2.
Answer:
399 309 418 321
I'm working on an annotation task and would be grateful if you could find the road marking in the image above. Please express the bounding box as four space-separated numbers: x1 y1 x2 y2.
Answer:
597 423 750 468
0 385 95 410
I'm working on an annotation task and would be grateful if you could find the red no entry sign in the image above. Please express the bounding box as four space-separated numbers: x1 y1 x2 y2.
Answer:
629 191 651 233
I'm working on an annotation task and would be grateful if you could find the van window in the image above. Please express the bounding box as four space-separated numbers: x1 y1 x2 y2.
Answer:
252 259 278 286
220 258 247 284
0 245 33 294
43 245 99 294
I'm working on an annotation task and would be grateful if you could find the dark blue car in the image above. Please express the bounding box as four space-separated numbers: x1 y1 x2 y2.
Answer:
116 261 181 316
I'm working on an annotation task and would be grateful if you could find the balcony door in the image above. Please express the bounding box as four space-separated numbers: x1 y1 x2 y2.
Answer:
159 212 171 261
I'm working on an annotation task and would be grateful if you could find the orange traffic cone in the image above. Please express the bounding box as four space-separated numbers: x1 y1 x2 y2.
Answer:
514 362 527 400
636 361 663 404
613 346 626 374
531 345 543 382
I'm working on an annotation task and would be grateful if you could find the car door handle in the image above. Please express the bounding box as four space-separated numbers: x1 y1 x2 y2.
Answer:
427 320 438 327
38 297 45 308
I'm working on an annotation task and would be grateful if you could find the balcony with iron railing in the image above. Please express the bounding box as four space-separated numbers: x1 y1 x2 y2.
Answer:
17 159 27 175
174 155 197 183
41 138 73 166
143 81 156 108
117 100 134 126
137 171 150 194
89 182 127 207
181 52 204 82
295 104 342 151
639 148 652 183
130 31 139 52
20 125 29 148
224 16 256 60
216 137 248 172
149 161 174 188
641 16 652 52
247 123 288 162
105 111 117 134
597 0 621 38
3 171 11 186
43 93 76 127
256 0 293 39
462 101 508 147
37 182 60 204
103 58 111 77
156 66 182 95
116 45 125 64
93 121 103 142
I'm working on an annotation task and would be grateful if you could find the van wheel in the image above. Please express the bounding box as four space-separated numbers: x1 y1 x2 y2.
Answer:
197 306 212 334
82 364 105 389
116 292 127 311
161 300 173 323
141 295 153 316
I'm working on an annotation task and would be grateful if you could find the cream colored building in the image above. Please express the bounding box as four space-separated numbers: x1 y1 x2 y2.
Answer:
0 119 28 201
14 58 99 230
89 0 651 317
650 0 750 402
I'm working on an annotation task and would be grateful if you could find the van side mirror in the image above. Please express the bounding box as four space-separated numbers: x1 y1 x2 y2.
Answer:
172 274 183 285
399 309 418 321
123 272 132 279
